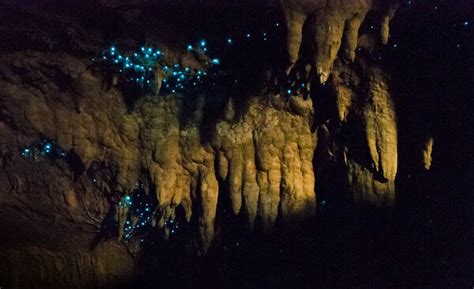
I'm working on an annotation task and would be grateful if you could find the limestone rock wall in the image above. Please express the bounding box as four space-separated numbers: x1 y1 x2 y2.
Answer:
0 47 397 254
0 1 412 287
0 51 319 254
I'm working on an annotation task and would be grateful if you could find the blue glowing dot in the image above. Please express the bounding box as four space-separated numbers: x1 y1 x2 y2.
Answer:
246 33 251 38
148 47 152 53
141 47 145 51
200 40 206 47
211 58 220 65
22 148 30 157
187 45 193 51
464 21 469 26
227 37 233 45
287 89 292 95
111 46 116 51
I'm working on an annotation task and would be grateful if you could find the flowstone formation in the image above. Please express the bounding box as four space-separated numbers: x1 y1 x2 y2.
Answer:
0 1 422 287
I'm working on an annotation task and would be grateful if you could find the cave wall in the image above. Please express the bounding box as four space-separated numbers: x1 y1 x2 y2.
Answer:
0 50 318 252
0 0 437 287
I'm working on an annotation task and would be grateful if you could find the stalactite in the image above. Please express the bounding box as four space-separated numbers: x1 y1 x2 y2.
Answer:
280 0 400 83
